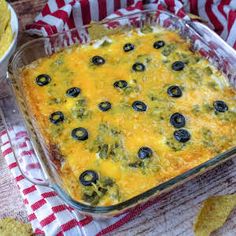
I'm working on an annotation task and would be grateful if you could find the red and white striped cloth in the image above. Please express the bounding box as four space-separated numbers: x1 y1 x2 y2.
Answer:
25 0 236 49
2 0 236 235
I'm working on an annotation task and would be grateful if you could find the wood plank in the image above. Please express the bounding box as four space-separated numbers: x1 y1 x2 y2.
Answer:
10 0 47 31
9 0 47 46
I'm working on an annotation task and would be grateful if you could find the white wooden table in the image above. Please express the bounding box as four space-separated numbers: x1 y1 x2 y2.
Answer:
1 1 236 235
0 119 28 222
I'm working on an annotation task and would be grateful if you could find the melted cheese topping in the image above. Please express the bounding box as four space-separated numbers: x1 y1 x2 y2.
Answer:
21 28 236 206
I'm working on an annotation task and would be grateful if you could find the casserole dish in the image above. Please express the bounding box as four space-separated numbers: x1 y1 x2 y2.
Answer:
1 10 236 217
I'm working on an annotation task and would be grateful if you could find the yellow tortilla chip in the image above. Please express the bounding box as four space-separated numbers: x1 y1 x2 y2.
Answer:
0 0 13 59
0 0 10 37
194 194 236 236
88 22 125 41
0 24 13 58
0 218 33 236
187 13 208 23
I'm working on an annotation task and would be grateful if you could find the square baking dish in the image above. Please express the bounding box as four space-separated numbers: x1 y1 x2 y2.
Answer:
1 10 236 217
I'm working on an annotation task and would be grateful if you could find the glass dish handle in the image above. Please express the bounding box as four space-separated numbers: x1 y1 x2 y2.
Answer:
0 79 50 187
13 141 50 187
187 21 236 63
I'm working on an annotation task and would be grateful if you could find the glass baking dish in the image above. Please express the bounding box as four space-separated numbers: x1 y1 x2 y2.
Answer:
1 10 236 218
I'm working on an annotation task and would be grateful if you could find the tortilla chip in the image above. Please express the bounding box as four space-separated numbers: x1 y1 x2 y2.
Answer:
187 13 208 23
0 24 13 58
0 0 10 37
88 22 125 41
194 194 236 236
0 218 33 236
0 0 13 59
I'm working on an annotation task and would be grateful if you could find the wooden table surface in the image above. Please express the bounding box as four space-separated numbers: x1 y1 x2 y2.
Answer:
1 1 236 235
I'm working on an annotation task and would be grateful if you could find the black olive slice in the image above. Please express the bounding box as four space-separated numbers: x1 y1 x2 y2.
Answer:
79 170 99 186
213 100 228 112
92 56 105 65
36 74 51 86
98 101 112 112
153 40 165 49
113 80 128 89
49 111 64 125
132 62 145 72
174 129 191 143
172 61 185 71
123 43 135 52
138 147 153 159
71 127 88 141
66 87 81 97
167 85 182 98
132 101 147 112
170 113 186 128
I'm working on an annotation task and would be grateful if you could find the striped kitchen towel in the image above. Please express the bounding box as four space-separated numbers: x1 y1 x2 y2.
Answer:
25 0 236 49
